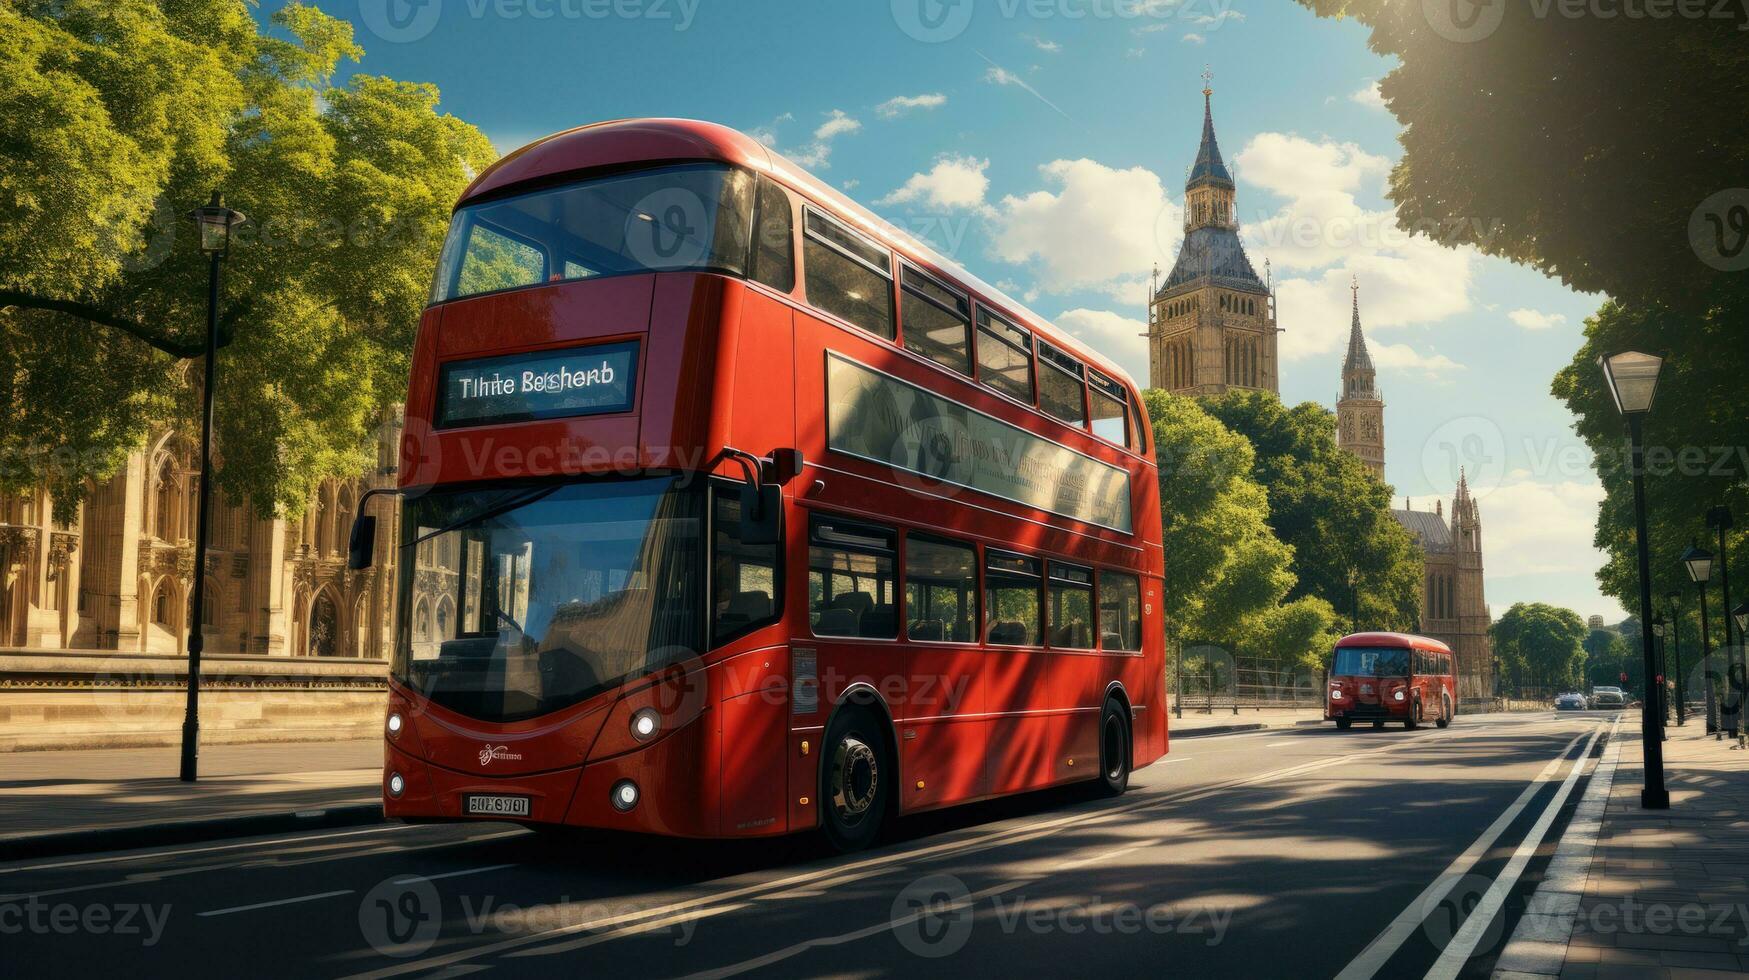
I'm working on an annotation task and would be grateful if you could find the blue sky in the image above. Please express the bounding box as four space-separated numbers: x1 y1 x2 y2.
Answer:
287 0 1622 621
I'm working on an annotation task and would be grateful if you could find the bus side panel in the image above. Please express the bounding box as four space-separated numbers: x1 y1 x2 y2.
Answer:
725 285 798 466
718 688 791 836
986 648 1057 794
902 642 989 811
1056 651 1104 779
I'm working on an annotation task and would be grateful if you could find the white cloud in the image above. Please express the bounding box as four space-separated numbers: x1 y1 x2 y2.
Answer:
746 112 794 148
788 110 861 168
876 93 947 119
1350 81 1386 112
1182 32 1206 44
1469 477 1607 578
1028 35 1062 53
1234 132 1478 360
842 179 860 190
880 156 994 212
1508 308 1568 330
1370 342 1464 381
988 158 1180 297
981 56 1069 117
1055 309 1149 386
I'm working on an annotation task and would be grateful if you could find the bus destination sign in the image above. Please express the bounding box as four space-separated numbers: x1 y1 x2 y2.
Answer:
437 341 638 429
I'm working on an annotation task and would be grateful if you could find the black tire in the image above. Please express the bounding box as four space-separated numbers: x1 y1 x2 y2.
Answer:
820 704 891 853
1436 695 1453 729
1095 699 1131 796
1405 700 1422 730
1335 717 1353 730
1371 719 1385 730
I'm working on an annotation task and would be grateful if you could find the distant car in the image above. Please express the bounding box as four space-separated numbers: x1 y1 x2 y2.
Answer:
1555 692 1589 711
1590 686 1625 707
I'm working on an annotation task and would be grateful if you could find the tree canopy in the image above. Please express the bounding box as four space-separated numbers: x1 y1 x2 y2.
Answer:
1200 391 1422 633
1492 602 1589 695
1143 390 1340 669
0 0 497 517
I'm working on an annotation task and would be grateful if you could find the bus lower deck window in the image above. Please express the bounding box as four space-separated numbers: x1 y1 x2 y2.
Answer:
904 534 976 643
984 550 1042 646
809 517 898 639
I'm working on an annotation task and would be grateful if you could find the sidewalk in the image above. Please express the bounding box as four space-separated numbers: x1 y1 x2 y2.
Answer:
1167 705 1327 736
1494 716 1749 978
0 740 383 859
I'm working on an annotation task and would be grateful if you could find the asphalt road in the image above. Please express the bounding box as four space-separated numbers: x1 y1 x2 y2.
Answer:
0 711 1623 980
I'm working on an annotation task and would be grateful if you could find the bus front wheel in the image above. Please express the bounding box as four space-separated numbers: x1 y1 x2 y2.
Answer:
1405 700 1423 730
1335 717 1352 730
820 705 891 853
1095 700 1131 796
1437 695 1454 729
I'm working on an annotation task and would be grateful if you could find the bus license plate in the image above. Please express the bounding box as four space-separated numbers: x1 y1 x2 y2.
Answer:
464 794 531 818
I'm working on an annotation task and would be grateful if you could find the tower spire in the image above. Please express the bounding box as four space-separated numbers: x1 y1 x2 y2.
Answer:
1343 275 1375 376
1188 65 1232 190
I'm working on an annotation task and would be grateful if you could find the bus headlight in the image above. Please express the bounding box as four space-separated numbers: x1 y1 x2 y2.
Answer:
387 772 405 797
630 708 660 742
1329 689 1344 700
611 780 640 811
386 712 403 738
1394 690 1406 701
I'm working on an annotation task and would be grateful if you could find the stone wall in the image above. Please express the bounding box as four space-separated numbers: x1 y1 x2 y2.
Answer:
0 649 389 751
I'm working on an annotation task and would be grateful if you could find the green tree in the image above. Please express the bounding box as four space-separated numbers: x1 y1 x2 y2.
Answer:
1143 390 1339 670
1582 627 1634 692
0 0 497 518
1492 603 1589 696
1200 390 1422 633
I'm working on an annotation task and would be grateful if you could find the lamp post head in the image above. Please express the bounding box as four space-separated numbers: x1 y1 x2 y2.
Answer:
1650 614 1666 638
1707 505 1734 531
1681 541 1715 584
190 191 246 255
1597 350 1664 416
1734 600 1749 636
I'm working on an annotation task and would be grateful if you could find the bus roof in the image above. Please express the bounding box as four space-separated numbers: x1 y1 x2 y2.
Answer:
460 117 1143 392
1336 632 1453 653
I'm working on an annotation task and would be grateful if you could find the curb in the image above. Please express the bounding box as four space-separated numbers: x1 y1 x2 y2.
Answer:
1170 723 1266 738
0 802 385 863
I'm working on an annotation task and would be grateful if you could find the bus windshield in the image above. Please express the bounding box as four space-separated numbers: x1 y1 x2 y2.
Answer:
392 477 703 722
1332 647 1411 678
430 164 755 303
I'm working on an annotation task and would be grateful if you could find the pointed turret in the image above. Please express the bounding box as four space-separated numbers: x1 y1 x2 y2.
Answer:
1336 276 1384 479
1342 278 1376 380
1188 85 1234 190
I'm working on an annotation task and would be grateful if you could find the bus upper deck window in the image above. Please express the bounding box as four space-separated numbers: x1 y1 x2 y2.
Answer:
802 207 895 340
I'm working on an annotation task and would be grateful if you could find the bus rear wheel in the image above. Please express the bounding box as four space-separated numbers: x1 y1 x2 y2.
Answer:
1437 695 1454 729
1405 700 1422 730
820 705 890 853
1095 700 1131 796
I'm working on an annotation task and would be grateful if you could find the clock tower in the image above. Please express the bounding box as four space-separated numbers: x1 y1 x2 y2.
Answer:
1336 277 1385 480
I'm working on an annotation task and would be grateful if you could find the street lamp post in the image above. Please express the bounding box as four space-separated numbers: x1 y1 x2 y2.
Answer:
1598 350 1669 808
1709 507 1738 738
1733 601 1749 748
179 192 245 784
1682 543 1717 736
1348 566 1360 635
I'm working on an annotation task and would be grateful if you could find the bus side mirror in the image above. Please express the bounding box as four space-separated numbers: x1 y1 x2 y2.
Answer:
740 483 782 545
764 448 804 485
348 514 378 571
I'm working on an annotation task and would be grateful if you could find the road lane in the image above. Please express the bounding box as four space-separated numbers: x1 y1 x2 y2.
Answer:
0 712 1614 980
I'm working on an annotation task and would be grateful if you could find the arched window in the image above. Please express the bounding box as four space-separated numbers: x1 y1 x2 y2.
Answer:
334 487 354 557
152 583 172 625
153 460 176 541
309 590 339 657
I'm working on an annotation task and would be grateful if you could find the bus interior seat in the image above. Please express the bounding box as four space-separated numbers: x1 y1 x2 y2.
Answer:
828 592 874 619
862 603 897 637
725 590 772 623
815 607 858 636
909 619 944 641
987 621 1027 645
1101 631 1123 649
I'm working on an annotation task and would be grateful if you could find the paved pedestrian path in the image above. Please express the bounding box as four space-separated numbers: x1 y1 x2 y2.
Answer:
1494 716 1749 978
0 740 380 845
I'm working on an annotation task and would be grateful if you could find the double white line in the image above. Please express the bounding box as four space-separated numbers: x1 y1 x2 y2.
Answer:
1335 717 1612 980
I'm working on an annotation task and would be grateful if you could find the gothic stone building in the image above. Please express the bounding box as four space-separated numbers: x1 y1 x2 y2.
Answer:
1336 286 1494 701
0 410 405 659
1147 83 1280 396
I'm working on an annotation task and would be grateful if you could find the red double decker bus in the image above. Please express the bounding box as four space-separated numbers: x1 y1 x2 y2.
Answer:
1325 632 1456 731
349 119 1167 850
